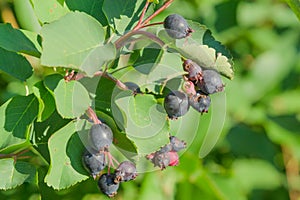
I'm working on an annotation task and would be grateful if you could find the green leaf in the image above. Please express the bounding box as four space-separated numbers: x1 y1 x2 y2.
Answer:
44 73 64 92
176 43 234 80
65 0 108 26
95 76 117 115
4 94 39 138
0 47 33 81
54 79 91 118
103 0 144 33
33 111 71 163
45 121 88 189
199 92 227 158
232 159 283 192
285 0 300 21
81 42 116 76
133 46 163 74
0 23 41 57
31 0 69 23
33 81 56 121
113 51 184 94
40 11 108 73
13 0 41 32
95 111 138 157
203 30 233 62
0 159 36 190
115 94 169 154
0 100 27 152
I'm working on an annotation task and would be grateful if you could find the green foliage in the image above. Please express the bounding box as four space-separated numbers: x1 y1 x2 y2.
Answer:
0 0 299 199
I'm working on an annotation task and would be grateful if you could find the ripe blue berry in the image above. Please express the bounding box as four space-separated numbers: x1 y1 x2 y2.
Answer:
115 161 137 182
169 136 186 152
82 150 106 179
98 173 119 197
197 70 224 94
164 14 193 39
189 92 211 113
88 123 113 151
183 59 203 83
164 91 190 119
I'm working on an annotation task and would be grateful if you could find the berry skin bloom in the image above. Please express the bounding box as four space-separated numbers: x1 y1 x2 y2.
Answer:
82 150 106 179
115 161 138 182
164 14 193 39
88 123 113 151
197 70 224 95
164 91 190 119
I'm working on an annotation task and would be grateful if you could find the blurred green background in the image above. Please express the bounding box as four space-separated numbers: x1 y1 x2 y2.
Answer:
0 0 300 199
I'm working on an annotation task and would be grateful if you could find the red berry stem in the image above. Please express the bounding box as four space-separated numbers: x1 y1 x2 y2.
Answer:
115 30 165 49
133 0 150 31
0 148 31 163
115 0 174 49
86 107 102 124
140 0 174 26
139 21 164 29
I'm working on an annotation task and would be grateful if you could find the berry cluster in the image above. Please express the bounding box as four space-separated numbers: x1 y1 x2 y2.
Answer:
162 14 224 118
146 136 186 170
82 123 137 197
81 12 226 198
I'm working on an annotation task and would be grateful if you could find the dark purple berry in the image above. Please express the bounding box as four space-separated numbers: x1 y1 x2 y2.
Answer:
197 70 224 94
88 123 113 151
151 152 170 170
158 143 173 153
82 150 106 179
189 92 211 113
115 161 137 182
164 91 190 119
183 59 203 83
98 173 119 197
169 136 186 152
164 14 193 39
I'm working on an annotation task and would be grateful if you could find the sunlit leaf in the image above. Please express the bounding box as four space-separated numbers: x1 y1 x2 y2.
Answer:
54 79 91 118
45 121 88 189
0 159 36 190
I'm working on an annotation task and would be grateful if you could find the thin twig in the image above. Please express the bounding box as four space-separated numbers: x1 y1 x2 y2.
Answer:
115 30 165 49
133 1 150 31
140 21 164 29
86 107 102 124
0 149 31 160
140 0 174 26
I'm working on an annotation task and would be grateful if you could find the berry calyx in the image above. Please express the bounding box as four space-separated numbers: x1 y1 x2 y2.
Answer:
189 92 211 114
169 136 187 152
163 14 193 39
183 59 203 83
164 91 190 119
98 173 119 197
115 161 138 182
88 123 113 151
